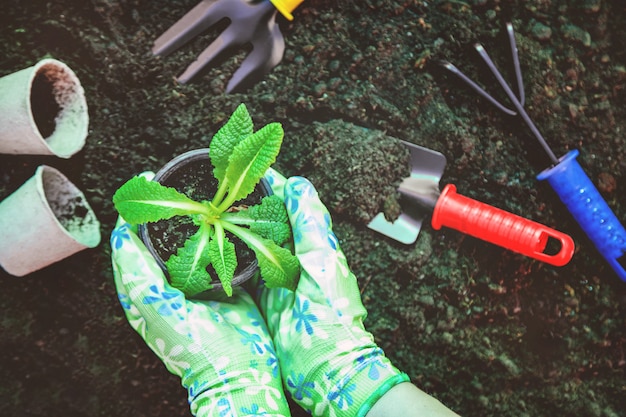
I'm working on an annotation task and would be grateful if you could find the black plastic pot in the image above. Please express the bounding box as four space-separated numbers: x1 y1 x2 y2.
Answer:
138 148 272 293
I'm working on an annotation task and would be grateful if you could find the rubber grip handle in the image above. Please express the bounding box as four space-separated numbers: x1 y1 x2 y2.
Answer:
537 150 626 281
431 184 575 266
270 0 304 20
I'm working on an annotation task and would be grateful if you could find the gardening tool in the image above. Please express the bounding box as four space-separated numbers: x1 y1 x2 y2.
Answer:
368 141 575 267
152 0 304 93
441 23 626 281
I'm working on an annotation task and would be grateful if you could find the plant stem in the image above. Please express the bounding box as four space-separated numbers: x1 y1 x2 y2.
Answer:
211 178 229 209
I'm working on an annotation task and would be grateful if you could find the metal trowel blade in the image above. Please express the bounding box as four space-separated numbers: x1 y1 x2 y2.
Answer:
368 212 426 245
367 141 447 244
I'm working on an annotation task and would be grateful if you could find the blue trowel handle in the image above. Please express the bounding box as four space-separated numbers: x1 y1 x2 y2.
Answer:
537 150 626 281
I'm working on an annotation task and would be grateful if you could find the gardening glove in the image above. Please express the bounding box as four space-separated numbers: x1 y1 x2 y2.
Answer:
111 176 290 417
259 169 410 417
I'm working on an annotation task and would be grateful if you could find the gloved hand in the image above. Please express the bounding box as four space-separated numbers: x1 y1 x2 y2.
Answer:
111 174 290 417
259 169 409 417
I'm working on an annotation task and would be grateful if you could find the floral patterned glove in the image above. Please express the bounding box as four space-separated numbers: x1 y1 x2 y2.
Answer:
260 170 409 417
111 213 290 417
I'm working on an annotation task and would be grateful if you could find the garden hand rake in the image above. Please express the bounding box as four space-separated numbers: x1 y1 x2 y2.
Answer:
153 0 304 93
442 23 626 281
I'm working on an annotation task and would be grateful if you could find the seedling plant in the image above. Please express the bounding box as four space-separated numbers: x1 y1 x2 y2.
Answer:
113 104 299 296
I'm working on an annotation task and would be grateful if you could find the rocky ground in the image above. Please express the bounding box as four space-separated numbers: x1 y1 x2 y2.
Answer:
1 0 625 416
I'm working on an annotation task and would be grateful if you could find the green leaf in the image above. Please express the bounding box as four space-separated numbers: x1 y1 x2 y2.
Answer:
113 176 211 224
208 222 237 296
220 122 283 209
223 223 299 291
166 226 213 297
256 243 300 290
221 195 291 246
210 104 254 185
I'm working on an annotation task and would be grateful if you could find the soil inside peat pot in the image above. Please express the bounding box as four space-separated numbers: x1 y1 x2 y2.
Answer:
53 196 91 233
140 149 270 293
42 166 100 247
31 68 61 139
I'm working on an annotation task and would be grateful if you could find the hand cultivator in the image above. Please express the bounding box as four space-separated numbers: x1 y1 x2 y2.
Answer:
153 0 304 93
442 23 626 281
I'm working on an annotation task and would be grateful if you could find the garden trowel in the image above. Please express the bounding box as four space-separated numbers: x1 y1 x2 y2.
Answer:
368 141 575 267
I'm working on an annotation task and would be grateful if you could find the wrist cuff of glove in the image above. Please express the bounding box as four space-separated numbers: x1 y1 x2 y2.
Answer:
300 347 408 417
356 373 410 417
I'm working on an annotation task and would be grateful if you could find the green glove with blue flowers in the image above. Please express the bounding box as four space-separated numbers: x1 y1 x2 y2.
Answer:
259 169 409 417
111 188 290 417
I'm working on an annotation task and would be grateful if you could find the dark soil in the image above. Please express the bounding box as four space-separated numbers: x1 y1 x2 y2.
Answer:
1 1 625 416
31 69 62 139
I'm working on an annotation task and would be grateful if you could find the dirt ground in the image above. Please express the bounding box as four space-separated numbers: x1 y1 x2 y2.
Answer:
1 0 625 416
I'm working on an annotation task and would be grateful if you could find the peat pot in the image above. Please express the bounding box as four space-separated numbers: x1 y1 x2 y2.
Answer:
0 59 89 158
0 165 101 276
138 148 272 293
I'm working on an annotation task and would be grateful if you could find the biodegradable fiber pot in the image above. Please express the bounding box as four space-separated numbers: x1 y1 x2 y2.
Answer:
138 148 272 292
0 165 101 276
0 58 89 158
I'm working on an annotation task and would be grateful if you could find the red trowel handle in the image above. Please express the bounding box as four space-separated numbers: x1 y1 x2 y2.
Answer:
431 184 574 266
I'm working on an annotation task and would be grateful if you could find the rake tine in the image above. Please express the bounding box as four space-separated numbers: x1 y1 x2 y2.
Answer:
227 23 285 93
153 0 227 57
507 22 525 106
177 29 236 84
441 60 517 116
